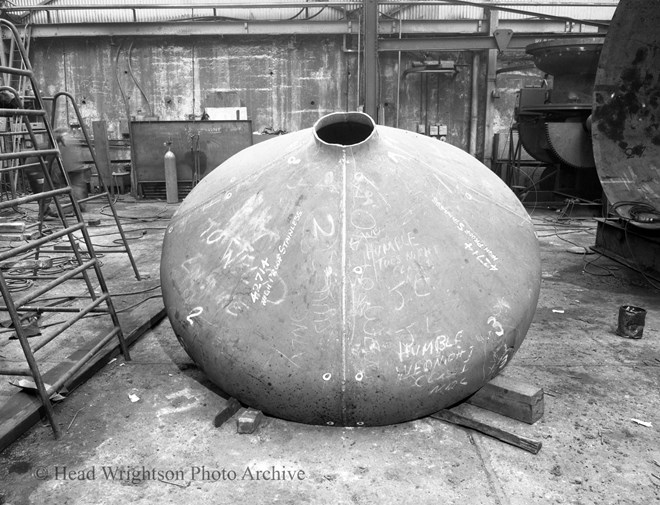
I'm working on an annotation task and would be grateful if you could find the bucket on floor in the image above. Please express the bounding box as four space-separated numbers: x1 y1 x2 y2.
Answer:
616 305 647 339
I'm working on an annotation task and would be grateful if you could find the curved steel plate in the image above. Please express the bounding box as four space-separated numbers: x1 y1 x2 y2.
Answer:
546 122 595 169
517 115 557 164
592 0 660 218
527 38 602 77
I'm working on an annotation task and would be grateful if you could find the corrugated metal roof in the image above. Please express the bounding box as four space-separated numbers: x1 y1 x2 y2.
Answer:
3 0 617 24
4 0 360 23
386 1 617 22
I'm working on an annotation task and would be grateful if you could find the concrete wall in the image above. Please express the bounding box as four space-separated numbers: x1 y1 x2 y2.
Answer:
30 35 541 161
380 50 475 149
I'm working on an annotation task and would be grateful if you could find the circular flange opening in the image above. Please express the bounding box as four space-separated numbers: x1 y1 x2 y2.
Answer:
314 112 376 146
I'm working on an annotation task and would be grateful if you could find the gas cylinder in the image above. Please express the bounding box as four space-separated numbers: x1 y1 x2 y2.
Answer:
160 112 541 427
164 142 178 204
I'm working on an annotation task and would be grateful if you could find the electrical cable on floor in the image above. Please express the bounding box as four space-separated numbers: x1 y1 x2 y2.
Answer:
28 284 161 304
99 202 170 222
2 250 106 292
86 225 168 233
4 278 32 292
610 200 660 223
535 228 594 239
0 200 165 330
582 253 621 278
68 231 145 251
115 294 162 313
0 197 167 293
519 166 540 216
532 215 598 247
0 285 163 335
532 213 599 227
534 222 597 231
531 214 624 281
81 294 163 318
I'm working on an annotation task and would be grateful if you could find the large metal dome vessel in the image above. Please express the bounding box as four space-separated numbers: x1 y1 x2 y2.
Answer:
161 112 541 426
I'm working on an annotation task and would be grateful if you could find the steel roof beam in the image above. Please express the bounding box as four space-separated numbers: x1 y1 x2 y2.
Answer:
27 19 607 38
378 32 604 52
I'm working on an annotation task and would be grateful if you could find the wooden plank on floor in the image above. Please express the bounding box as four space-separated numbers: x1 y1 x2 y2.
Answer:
430 409 543 454
214 397 242 428
0 306 166 453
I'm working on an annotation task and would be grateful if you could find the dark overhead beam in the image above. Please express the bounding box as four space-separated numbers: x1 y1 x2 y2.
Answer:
378 32 605 52
29 21 358 38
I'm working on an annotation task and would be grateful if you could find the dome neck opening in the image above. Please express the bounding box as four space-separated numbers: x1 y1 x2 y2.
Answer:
313 112 376 147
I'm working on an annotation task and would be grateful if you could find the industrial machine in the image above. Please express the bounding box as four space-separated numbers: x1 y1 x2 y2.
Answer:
513 0 660 279
513 38 603 205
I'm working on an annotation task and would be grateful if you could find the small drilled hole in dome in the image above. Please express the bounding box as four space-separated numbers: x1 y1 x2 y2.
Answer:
314 113 375 146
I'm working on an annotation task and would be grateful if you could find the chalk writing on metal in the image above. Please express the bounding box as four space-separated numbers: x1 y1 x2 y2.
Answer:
187 307 203 325
250 210 303 305
431 196 499 271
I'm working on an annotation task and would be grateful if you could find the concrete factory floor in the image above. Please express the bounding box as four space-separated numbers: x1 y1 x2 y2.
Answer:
0 200 659 505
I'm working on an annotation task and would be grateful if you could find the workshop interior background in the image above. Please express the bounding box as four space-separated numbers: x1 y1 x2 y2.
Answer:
0 1 659 504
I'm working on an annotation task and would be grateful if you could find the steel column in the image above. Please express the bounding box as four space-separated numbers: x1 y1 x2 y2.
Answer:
363 0 378 121
468 52 479 156
483 7 499 168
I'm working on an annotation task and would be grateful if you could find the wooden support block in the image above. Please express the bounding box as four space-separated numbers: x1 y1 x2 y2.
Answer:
466 374 544 424
0 222 25 233
213 397 242 428
236 408 263 434
0 233 24 242
430 409 542 454
0 258 53 270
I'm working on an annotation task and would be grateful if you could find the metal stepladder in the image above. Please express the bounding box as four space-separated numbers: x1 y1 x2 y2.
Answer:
0 21 140 281
0 19 130 438
0 22 31 200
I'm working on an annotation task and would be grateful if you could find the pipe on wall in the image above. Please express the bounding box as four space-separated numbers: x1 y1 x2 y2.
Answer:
395 19 401 128
357 17 361 110
341 31 361 112
363 0 378 120
469 51 479 156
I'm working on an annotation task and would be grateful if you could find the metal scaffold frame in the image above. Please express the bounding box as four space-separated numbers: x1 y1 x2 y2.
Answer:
0 18 131 439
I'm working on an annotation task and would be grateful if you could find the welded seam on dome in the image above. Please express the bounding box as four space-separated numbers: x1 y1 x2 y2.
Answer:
340 147 348 425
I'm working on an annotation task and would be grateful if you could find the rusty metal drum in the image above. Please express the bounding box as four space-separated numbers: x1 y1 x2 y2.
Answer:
161 112 541 426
